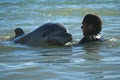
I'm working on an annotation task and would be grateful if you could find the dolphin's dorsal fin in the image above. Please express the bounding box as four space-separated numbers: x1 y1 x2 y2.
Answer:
14 28 25 38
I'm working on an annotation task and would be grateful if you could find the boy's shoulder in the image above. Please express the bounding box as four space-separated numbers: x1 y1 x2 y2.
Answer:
79 34 104 44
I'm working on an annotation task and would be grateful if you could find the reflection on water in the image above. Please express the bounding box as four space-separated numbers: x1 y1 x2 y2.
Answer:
72 42 103 61
81 43 103 61
72 43 104 80
0 0 120 80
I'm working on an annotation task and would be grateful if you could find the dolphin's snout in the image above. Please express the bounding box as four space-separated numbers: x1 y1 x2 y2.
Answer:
67 33 72 37
66 33 72 39
68 33 73 41
61 33 72 41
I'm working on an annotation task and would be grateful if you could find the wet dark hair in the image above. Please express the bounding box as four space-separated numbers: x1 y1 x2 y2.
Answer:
83 13 102 34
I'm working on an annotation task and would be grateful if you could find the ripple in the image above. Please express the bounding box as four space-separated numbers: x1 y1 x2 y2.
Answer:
0 0 120 80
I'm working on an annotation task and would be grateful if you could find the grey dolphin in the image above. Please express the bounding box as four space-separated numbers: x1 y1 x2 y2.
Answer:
12 22 72 46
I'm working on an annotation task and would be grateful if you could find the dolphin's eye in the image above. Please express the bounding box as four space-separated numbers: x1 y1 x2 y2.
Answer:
42 33 47 37
42 33 46 37
42 31 50 37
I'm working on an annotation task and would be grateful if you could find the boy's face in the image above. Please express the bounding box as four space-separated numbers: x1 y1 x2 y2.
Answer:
81 21 94 36
81 21 87 36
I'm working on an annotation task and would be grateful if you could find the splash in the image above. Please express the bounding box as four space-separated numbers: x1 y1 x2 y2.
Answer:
0 36 11 40
109 37 117 42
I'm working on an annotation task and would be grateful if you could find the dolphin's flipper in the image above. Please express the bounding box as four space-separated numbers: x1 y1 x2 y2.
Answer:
14 28 25 38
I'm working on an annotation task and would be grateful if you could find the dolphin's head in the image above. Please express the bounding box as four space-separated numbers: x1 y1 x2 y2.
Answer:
42 30 72 46
26 22 73 46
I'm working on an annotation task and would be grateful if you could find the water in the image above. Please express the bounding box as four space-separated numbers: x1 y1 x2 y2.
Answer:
0 0 120 80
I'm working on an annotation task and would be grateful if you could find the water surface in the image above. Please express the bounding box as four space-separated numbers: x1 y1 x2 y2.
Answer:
0 0 120 80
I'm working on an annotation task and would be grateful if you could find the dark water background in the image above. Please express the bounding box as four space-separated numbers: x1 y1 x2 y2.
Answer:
0 0 120 80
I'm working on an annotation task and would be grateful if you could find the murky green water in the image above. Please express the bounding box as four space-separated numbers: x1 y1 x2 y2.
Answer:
0 0 120 80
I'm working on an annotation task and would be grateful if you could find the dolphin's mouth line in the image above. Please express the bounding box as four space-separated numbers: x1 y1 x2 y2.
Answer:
47 37 63 46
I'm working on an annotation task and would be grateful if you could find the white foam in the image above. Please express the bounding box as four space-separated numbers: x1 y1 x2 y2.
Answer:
109 37 117 42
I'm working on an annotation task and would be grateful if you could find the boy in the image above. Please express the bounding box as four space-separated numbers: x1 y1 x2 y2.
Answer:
79 13 104 44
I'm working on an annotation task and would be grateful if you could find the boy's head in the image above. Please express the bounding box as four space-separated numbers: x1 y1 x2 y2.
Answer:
81 13 102 36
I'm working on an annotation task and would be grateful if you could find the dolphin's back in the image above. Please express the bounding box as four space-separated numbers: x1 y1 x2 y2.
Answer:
34 22 67 32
